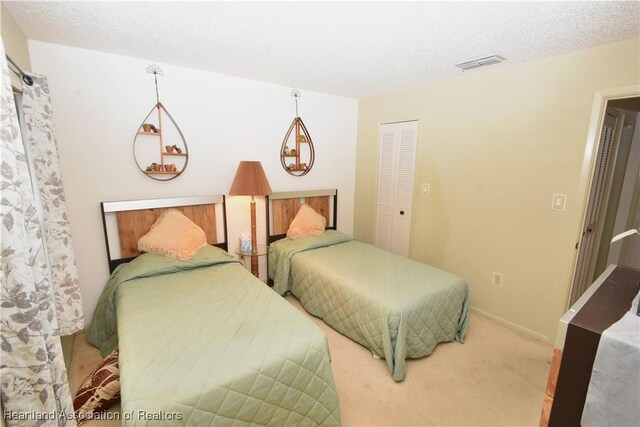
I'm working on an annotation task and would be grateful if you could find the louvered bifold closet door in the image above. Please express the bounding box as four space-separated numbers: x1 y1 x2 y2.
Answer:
375 121 418 257
570 112 618 305
376 130 396 251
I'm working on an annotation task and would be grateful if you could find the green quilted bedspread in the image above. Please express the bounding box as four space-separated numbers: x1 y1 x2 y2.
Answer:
89 246 341 426
269 231 470 382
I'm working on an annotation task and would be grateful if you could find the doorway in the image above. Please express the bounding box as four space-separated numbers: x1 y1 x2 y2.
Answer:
569 96 640 306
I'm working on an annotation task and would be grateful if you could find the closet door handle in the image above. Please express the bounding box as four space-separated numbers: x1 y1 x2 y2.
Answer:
399 210 405 215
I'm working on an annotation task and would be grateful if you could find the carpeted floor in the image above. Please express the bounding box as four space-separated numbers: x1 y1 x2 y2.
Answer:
69 295 551 426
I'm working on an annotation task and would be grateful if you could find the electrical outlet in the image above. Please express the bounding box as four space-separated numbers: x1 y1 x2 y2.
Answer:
422 183 430 195
492 272 503 288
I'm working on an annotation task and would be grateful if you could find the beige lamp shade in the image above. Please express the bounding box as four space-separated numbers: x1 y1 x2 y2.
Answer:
229 161 272 196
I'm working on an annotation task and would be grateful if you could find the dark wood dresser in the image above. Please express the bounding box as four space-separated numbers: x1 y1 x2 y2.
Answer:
539 265 640 427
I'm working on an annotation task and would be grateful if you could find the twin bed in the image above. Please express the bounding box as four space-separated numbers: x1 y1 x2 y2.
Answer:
89 195 340 426
266 190 470 381
87 190 469 425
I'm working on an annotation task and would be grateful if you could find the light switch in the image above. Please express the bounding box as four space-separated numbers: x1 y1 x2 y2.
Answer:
552 194 567 211
422 183 430 195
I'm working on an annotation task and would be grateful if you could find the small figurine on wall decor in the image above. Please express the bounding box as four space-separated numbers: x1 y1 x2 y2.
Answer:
145 162 163 172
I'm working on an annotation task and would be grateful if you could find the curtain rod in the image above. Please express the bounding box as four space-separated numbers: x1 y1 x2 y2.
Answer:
5 54 33 86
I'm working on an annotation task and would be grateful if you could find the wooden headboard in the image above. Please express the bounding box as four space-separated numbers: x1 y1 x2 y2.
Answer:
266 189 337 244
101 195 228 272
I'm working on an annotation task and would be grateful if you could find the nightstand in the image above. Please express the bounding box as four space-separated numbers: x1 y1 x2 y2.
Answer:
235 244 269 277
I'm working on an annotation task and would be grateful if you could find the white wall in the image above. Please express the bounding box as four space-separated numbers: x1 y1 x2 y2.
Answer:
354 39 640 342
28 41 358 325
2 3 32 87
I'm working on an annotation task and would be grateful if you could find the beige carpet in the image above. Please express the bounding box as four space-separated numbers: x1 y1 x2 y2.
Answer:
69 295 551 426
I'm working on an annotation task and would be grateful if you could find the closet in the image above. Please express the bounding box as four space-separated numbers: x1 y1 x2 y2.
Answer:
375 120 418 256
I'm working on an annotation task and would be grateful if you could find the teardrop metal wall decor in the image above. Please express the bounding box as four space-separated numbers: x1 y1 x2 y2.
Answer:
280 117 315 176
133 65 189 181
280 90 315 176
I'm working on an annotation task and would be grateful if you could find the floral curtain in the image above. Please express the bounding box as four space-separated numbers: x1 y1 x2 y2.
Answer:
21 70 83 336
1 42 77 425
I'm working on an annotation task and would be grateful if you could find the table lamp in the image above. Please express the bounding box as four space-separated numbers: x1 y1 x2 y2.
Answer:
229 161 272 276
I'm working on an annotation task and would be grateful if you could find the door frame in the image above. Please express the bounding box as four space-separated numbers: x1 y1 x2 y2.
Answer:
566 85 640 308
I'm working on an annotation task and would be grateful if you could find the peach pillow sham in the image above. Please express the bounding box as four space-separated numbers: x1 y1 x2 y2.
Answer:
137 209 207 261
286 204 327 240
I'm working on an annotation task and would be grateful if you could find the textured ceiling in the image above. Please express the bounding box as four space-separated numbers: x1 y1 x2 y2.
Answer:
5 1 640 99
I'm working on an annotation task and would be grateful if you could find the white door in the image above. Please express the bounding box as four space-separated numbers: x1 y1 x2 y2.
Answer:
570 111 619 305
375 121 418 256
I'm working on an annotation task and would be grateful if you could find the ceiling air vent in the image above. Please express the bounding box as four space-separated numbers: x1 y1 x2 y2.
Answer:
455 55 505 71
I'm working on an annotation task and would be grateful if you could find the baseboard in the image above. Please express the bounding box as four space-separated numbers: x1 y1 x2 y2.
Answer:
61 326 94 371
60 334 75 370
470 306 551 344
